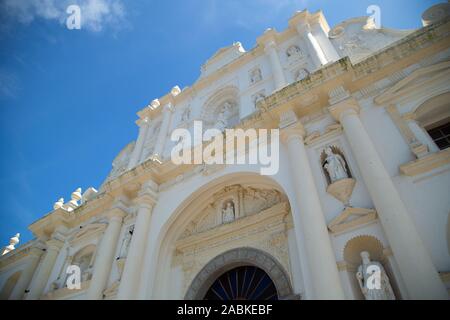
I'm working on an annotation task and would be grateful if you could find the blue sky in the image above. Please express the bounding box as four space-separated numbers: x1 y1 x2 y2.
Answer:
0 0 444 247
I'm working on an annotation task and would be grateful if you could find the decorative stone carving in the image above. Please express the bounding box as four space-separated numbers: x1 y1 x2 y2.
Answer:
323 147 349 183
178 185 285 239
252 91 266 108
214 101 233 131
249 67 262 84
326 178 356 205
328 207 377 234
222 200 235 224
105 142 135 183
356 251 396 300
286 45 302 62
294 68 309 81
181 107 191 122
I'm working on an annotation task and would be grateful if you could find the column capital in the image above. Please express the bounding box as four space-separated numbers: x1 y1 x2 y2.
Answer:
28 247 45 259
105 206 127 221
328 97 360 122
163 103 174 113
136 180 158 208
138 117 150 127
280 123 306 144
45 239 64 251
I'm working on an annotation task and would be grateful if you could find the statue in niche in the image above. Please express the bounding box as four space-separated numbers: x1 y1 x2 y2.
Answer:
295 68 310 81
356 251 396 300
214 102 232 131
222 200 235 224
250 68 262 84
252 92 266 108
181 107 191 122
118 225 134 259
286 45 302 61
323 147 349 183
76 254 92 282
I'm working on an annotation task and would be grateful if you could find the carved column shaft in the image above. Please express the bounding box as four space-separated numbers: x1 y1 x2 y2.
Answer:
25 239 63 300
329 98 448 299
281 112 345 299
87 206 126 299
117 182 157 299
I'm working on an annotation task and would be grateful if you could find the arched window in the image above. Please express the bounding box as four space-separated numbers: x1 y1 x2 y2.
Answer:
415 92 450 150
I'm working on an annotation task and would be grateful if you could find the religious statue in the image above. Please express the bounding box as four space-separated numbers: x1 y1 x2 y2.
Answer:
286 45 302 60
214 102 232 131
181 107 191 122
118 225 134 259
295 68 309 81
250 68 262 84
323 147 349 183
252 92 266 108
222 201 235 224
356 251 396 300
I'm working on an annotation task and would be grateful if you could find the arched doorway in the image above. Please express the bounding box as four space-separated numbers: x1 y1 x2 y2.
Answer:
185 247 293 300
204 266 278 300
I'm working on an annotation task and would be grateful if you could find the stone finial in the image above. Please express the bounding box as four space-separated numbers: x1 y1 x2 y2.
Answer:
2 233 20 256
150 99 160 110
53 198 64 210
71 188 82 201
171 86 181 97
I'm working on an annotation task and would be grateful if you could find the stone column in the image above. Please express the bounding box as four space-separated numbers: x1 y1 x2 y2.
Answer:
128 117 151 169
86 204 127 299
151 103 174 162
25 239 63 300
9 247 43 300
264 40 287 91
329 98 448 299
117 181 158 299
280 110 345 299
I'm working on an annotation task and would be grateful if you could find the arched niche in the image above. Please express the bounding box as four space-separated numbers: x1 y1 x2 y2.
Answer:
343 235 402 300
320 145 352 186
70 244 96 283
184 247 293 300
201 86 240 128
150 172 296 300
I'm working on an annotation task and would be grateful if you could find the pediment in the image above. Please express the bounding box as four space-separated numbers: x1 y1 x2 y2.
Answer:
200 42 246 78
375 60 450 105
328 207 377 234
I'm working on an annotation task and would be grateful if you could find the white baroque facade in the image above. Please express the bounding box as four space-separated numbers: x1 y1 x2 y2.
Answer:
1 4 450 300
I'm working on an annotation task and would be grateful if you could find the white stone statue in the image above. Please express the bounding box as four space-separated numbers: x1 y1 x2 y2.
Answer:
356 251 396 300
286 45 302 60
222 201 235 224
252 92 266 108
250 68 262 84
118 225 134 259
181 107 191 122
323 147 349 183
214 102 232 131
295 68 309 81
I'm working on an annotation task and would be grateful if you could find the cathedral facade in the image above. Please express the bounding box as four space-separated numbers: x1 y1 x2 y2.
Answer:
1 4 450 300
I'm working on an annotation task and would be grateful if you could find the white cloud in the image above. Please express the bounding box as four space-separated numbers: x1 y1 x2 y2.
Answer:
0 0 126 32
